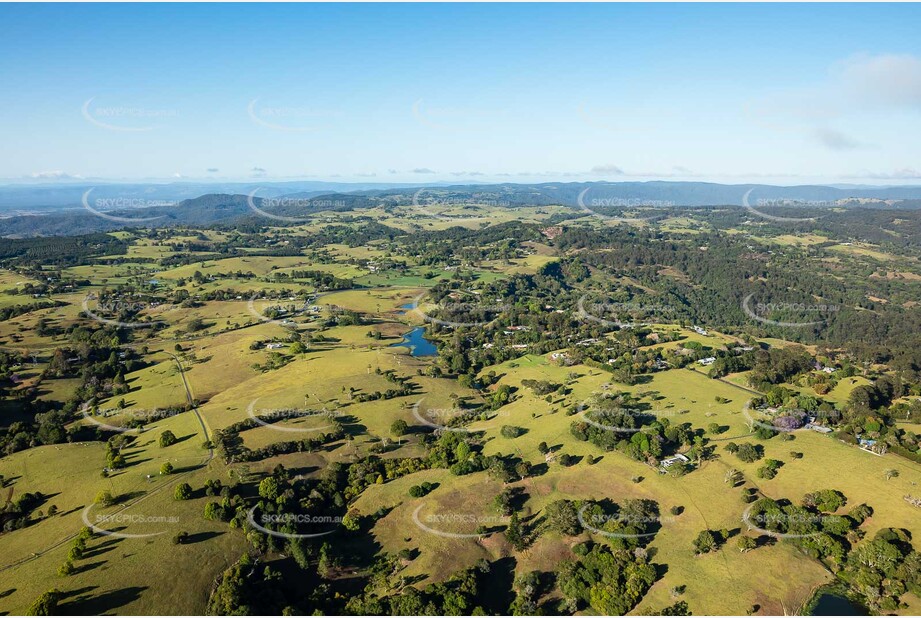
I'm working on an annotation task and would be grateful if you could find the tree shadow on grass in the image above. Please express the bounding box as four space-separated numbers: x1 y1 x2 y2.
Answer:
82 545 117 560
60 586 147 615
75 560 107 574
183 530 224 544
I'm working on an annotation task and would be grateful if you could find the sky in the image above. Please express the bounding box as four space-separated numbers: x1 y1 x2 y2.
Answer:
1 3 921 186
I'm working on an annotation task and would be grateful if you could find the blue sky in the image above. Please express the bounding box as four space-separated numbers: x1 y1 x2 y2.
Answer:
2 3 921 185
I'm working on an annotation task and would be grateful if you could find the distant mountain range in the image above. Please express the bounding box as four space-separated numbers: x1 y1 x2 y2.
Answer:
3 181 921 237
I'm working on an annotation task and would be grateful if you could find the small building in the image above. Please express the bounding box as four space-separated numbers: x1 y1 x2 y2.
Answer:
805 423 833 434
698 357 716 366
660 453 690 469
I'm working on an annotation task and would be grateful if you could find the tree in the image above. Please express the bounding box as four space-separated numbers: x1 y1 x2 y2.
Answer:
159 430 177 448
94 490 116 506
390 419 408 441
174 483 193 501
737 536 757 553
160 462 174 475
258 477 280 501
57 561 75 576
544 500 581 536
885 469 900 481
27 589 61 616
724 469 744 487
342 510 361 532
693 529 718 554
735 443 763 463
505 512 527 550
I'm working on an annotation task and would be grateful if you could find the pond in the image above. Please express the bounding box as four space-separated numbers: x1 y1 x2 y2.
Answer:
808 591 868 616
390 326 437 357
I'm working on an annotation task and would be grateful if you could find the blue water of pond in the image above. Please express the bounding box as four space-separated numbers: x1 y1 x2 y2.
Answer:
390 326 436 357
809 592 868 616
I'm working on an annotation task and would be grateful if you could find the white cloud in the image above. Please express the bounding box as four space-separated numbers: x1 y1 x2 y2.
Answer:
836 53 921 109
813 127 866 151
844 168 921 180
29 170 81 179
590 164 625 176
411 167 436 174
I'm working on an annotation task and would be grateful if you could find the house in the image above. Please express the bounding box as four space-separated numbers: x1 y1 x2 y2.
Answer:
266 343 285 350
698 357 716 366
660 454 690 469
805 423 833 434
692 325 708 336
